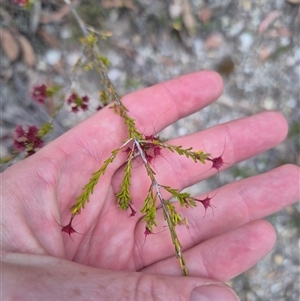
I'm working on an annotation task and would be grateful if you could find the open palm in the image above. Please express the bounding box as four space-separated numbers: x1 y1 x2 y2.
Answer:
3 71 299 300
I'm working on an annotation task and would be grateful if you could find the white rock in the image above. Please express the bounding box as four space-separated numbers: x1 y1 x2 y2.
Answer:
169 3 182 19
280 36 291 47
239 32 254 52
271 283 282 294
107 68 122 81
66 52 81 66
227 21 245 37
45 49 61 65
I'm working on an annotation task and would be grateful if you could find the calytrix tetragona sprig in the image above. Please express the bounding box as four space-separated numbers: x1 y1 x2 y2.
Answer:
69 86 213 276
59 5 220 277
8 1 227 277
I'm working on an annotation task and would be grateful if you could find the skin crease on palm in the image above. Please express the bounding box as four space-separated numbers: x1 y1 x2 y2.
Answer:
2 71 299 301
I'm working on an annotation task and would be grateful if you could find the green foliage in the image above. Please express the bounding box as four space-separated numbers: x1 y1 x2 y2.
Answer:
80 32 99 47
116 148 134 210
140 189 157 232
38 122 54 138
162 186 196 208
71 148 120 215
111 103 144 140
157 143 210 163
45 85 61 98
97 55 111 68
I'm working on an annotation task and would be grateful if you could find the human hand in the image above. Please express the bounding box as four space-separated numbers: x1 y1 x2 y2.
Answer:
2 71 299 301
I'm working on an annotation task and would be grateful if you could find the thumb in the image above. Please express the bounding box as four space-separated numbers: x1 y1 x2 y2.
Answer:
127 273 240 301
189 284 240 301
4 253 240 301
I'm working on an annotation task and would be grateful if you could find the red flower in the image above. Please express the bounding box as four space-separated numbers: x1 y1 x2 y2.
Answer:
14 125 25 138
31 84 48 104
128 204 136 217
144 226 152 237
26 125 39 140
207 142 226 172
140 135 163 163
67 93 89 113
194 194 216 217
207 155 224 171
13 139 26 152
13 125 44 156
14 0 30 7
61 217 78 236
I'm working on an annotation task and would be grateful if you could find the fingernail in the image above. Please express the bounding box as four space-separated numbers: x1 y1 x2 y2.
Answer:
190 284 240 301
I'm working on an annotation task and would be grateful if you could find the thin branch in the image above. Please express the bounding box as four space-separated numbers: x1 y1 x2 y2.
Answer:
135 138 188 276
63 0 88 36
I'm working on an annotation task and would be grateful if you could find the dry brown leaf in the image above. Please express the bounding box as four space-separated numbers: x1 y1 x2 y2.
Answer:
0 28 20 62
160 56 175 67
18 34 36 67
37 28 60 48
198 7 212 24
258 47 273 62
278 26 292 37
111 42 136 59
258 11 281 34
182 0 196 37
52 61 64 74
40 4 70 24
204 34 223 49
101 0 135 9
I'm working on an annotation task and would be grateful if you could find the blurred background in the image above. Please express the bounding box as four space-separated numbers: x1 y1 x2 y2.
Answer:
1 0 299 300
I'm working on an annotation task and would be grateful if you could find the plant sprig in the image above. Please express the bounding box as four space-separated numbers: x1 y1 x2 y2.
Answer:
71 147 121 215
8 0 223 277
116 146 135 210
162 186 197 208
61 1 222 277
140 188 157 233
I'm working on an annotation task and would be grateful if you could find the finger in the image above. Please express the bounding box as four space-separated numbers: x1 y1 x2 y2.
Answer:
4 252 239 301
112 111 288 209
141 220 276 282
133 164 299 268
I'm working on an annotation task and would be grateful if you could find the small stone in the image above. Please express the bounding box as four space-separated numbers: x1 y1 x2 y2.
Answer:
221 16 230 28
280 37 291 47
193 38 204 56
66 52 81 66
278 26 292 37
286 98 297 108
45 49 61 65
227 21 245 37
273 254 284 265
198 7 212 23
204 34 223 49
271 283 282 294
169 3 182 19
258 47 273 61
238 32 254 52
60 27 72 40
107 68 122 81
263 97 276 110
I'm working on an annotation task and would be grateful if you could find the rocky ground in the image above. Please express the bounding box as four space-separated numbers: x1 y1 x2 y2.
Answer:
1 0 299 300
